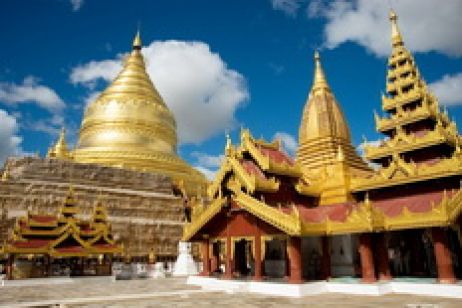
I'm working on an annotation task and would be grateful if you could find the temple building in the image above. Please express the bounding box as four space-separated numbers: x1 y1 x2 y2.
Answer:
0 32 206 261
2 187 122 279
183 11 462 284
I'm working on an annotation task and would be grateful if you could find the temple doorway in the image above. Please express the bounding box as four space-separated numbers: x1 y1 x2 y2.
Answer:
387 229 436 278
233 239 252 277
211 241 223 274
264 238 286 278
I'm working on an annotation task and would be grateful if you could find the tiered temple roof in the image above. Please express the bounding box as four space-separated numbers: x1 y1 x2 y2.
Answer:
5 186 122 257
351 10 462 191
183 127 462 241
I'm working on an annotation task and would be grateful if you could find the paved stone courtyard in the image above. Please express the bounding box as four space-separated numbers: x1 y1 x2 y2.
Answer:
0 278 461 307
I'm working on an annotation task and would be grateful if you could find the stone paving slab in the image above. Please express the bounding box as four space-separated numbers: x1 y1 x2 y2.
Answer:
71 293 462 308
0 278 461 307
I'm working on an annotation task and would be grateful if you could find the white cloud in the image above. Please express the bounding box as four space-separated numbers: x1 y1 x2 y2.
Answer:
0 109 22 164
273 132 297 156
357 139 382 156
70 59 122 88
70 0 84 11
0 76 65 113
24 119 61 136
191 152 224 169
194 166 216 181
356 139 383 170
429 73 462 106
70 40 249 144
191 152 224 181
271 0 304 17
309 0 462 57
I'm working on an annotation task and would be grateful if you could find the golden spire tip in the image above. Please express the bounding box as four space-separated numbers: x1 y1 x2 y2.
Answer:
132 29 142 50
314 50 320 61
389 9 403 47
312 50 328 91
389 9 397 21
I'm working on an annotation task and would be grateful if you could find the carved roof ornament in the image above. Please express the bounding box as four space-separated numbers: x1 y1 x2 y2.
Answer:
225 132 234 157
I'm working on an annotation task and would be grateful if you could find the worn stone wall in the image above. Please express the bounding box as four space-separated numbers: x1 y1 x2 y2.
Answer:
0 157 185 257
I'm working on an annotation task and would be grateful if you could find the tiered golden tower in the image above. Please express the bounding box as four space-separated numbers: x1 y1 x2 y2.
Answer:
357 10 460 190
72 32 206 194
297 51 370 205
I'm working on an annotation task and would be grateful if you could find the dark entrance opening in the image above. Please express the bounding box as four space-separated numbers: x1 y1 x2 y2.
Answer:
234 239 251 277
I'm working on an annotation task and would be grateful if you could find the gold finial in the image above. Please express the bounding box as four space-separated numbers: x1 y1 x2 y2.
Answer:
132 29 142 50
312 50 329 91
389 9 403 47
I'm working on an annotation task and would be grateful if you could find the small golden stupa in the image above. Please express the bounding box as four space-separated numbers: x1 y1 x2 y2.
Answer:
297 51 371 205
297 51 369 174
47 128 71 159
72 31 206 194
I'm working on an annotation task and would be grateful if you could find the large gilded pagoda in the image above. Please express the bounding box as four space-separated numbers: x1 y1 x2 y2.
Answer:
183 10 462 284
52 31 206 195
2 186 122 279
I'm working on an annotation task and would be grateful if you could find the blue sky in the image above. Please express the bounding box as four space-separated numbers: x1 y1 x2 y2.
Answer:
1 0 462 178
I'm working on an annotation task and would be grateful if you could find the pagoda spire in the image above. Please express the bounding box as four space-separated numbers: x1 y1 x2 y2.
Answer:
312 51 329 92
389 9 404 47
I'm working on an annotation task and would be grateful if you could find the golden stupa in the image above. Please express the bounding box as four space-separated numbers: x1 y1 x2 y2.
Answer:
72 31 206 194
297 51 370 174
297 51 370 205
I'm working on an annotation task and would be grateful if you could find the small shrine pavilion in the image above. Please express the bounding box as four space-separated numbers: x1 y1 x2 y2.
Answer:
2 187 122 279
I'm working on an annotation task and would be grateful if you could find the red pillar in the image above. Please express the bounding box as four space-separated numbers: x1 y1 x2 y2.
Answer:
287 237 303 284
200 238 210 276
375 233 392 281
359 233 376 283
432 227 456 284
253 233 262 281
224 235 233 279
321 236 331 280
